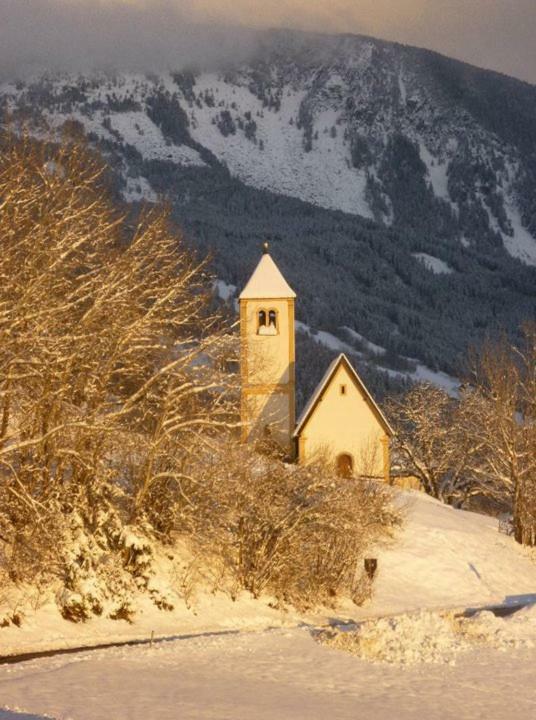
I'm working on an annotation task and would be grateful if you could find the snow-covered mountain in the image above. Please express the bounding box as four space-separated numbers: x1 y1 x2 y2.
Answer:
2 28 536 395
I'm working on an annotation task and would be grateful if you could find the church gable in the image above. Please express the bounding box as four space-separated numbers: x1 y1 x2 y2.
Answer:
294 354 393 440
294 354 392 480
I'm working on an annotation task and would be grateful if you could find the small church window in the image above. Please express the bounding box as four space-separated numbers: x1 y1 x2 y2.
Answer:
258 309 278 336
340 384 347 395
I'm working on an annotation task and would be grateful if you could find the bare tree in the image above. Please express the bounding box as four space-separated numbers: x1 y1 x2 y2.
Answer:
388 384 479 504
390 327 536 545
0 131 238 601
464 331 536 544
517 323 536 544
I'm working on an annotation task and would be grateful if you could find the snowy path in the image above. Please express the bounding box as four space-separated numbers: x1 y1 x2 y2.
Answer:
1 627 536 720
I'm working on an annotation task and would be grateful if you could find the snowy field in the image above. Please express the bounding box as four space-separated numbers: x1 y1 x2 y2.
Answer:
364 491 536 616
2 492 535 659
1 619 536 720
1 492 536 718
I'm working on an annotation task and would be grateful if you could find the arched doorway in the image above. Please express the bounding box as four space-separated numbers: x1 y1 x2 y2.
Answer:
337 453 354 478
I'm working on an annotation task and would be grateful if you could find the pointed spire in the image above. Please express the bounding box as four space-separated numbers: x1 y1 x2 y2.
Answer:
239 248 296 300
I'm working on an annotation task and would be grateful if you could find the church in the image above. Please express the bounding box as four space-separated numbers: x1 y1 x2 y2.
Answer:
239 245 393 482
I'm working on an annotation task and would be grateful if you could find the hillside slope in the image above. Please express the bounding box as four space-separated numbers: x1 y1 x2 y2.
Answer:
367 492 536 617
1 491 534 658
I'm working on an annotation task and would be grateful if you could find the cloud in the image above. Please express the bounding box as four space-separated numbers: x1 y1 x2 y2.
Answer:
0 0 535 83
0 1 255 78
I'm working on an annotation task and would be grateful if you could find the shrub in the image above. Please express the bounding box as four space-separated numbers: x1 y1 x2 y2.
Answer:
178 442 400 609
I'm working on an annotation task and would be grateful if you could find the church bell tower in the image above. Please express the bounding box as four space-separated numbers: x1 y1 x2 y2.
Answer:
239 244 296 454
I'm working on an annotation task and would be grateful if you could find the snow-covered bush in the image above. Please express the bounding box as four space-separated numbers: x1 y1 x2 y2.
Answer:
0 132 237 620
177 442 400 609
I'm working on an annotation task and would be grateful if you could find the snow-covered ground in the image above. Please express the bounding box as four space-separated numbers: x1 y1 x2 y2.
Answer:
295 320 357 356
360 492 536 616
503 201 536 267
213 278 237 302
1 616 536 720
342 327 387 356
1 492 535 654
407 364 460 396
1 492 535 718
0 588 301 660
420 145 451 202
187 74 374 218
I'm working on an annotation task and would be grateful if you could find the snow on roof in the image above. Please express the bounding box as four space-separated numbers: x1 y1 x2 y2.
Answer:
239 252 296 300
293 353 394 437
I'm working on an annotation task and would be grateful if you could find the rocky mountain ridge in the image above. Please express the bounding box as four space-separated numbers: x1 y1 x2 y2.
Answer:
2 28 536 397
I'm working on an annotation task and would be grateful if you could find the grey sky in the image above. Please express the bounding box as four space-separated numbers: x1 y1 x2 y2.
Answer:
0 0 535 84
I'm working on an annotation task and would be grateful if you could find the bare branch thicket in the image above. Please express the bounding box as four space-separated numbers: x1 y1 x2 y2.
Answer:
0 132 238 595
176 441 401 609
0 131 400 618
464 330 536 545
387 384 480 504
389 326 536 545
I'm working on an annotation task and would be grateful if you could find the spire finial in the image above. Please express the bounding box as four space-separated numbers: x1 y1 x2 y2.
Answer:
262 241 269 255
